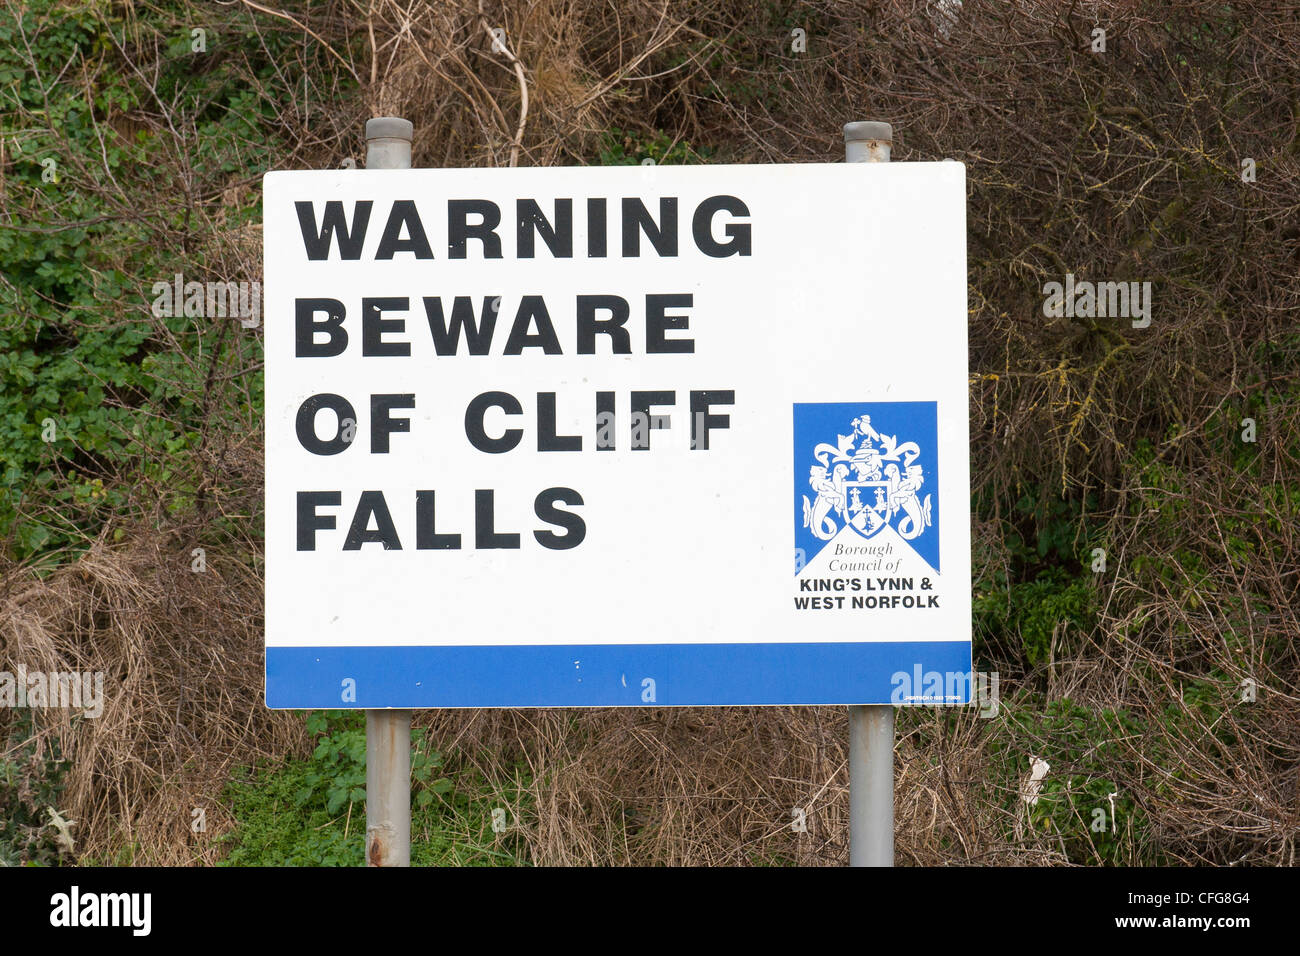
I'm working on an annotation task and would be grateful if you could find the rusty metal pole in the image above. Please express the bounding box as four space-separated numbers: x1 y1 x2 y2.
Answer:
844 120 896 868
363 116 414 868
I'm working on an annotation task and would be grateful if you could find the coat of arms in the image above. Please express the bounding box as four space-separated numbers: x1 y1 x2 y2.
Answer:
801 412 933 544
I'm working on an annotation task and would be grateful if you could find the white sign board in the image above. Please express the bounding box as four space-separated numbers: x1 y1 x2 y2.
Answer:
263 162 969 707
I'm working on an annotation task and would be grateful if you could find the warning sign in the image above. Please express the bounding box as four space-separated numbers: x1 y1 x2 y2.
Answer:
262 161 970 707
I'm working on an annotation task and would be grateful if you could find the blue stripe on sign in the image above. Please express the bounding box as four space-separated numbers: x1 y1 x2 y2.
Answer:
265 642 973 708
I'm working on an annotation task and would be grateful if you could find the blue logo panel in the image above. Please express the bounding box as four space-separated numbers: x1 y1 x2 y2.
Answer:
794 401 939 574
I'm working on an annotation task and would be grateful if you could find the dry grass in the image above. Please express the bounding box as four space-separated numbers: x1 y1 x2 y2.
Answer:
1 526 303 865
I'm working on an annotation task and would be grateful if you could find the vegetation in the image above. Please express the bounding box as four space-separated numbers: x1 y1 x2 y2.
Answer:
0 711 69 866
0 0 1296 865
220 712 526 866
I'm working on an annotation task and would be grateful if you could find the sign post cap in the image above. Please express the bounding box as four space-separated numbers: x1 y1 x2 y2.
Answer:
366 117 414 142
843 121 893 144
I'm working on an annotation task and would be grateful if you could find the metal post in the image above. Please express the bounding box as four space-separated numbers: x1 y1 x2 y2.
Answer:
363 116 414 868
365 707 411 867
366 115 413 170
844 120 895 867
